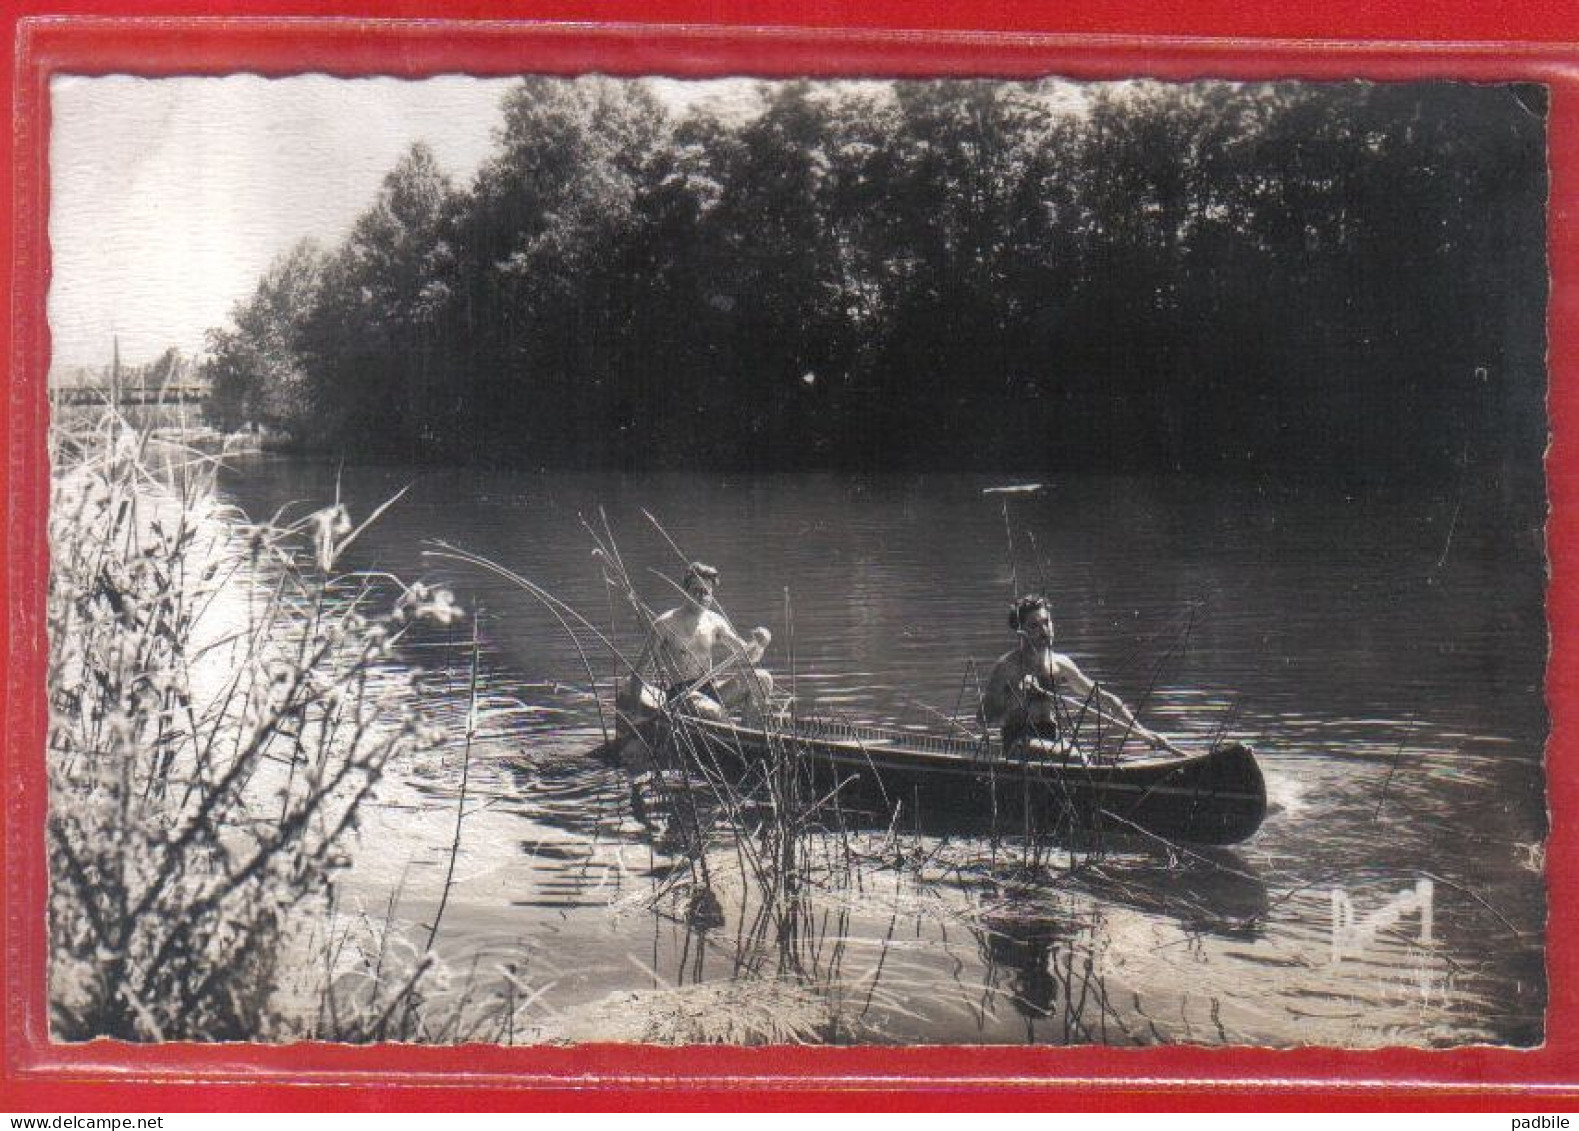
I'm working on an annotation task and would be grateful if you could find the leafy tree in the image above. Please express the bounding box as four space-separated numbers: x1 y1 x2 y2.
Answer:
452 77 673 463
202 77 1546 489
300 142 457 456
201 239 326 434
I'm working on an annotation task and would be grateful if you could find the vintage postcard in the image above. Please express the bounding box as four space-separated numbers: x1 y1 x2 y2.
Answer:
39 66 1549 1052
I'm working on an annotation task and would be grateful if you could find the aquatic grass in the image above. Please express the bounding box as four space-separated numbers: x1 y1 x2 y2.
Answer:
552 977 843 1045
283 883 548 1045
427 519 860 968
45 410 462 1041
437 518 933 1038
427 510 1248 1045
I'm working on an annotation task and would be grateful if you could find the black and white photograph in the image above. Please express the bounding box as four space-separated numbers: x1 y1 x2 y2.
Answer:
45 72 1548 1047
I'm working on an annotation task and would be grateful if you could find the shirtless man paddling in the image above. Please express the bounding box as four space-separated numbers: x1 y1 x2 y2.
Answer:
980 594 1176 757
623 561 773 724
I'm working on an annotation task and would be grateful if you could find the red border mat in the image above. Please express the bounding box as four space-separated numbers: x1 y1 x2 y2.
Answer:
4 2 1577 1110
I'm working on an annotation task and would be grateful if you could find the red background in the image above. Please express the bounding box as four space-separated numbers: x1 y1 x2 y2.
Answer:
3 1 1578 1111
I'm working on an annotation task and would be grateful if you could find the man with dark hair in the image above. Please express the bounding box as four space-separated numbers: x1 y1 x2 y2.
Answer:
623 561 773 723
979 594 1175 756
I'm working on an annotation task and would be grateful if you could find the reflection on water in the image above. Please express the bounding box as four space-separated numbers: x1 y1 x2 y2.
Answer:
219 459 1546 1046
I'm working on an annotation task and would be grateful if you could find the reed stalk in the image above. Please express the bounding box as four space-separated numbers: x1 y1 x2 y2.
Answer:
45 410 472 1041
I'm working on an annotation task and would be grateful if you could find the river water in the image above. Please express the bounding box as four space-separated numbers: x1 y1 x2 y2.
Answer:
218 457 1547 1046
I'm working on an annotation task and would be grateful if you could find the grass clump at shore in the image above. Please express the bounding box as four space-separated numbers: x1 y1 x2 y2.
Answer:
46 415 456 1042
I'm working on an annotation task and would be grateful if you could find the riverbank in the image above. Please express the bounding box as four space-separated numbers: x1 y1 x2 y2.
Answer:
45 412 481 1041
44 414 881 1045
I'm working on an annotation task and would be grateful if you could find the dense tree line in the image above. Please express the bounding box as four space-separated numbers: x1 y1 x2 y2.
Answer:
203 77 1547 486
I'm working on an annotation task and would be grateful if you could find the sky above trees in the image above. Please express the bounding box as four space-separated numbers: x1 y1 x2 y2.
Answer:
45 74 1057 375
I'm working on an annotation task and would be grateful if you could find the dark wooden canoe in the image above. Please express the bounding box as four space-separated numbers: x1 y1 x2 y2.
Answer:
614 712 1267 847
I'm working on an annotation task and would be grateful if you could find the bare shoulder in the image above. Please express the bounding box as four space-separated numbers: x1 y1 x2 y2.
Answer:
990 648 1023 675
1051 651 1089 678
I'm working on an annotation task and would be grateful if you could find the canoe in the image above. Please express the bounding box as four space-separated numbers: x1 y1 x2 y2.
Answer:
613 712 1267 847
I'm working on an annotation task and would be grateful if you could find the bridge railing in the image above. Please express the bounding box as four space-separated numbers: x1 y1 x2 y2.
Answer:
49 385 208 406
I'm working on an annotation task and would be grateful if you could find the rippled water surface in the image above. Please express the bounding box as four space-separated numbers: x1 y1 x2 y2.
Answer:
221 460 1547 1046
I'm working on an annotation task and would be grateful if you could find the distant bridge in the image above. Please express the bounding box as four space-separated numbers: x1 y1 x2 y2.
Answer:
49 384 208 407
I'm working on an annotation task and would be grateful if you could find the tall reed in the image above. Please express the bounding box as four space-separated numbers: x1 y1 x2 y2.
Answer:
46 413 451 1041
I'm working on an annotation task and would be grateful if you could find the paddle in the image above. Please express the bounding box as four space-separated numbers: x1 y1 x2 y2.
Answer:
1022 675 1184 756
